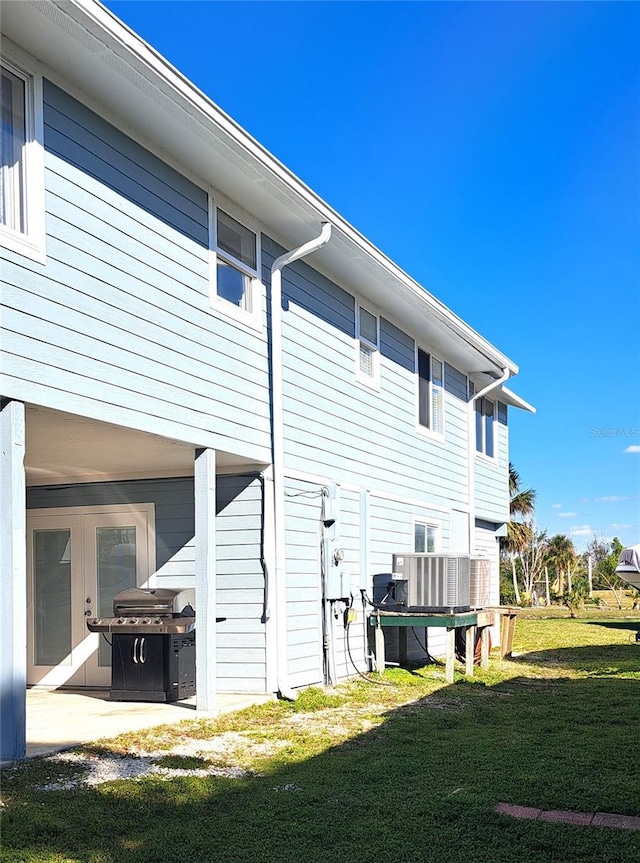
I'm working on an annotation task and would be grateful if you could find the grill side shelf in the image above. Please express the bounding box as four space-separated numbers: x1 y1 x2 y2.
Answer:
86 618 196 634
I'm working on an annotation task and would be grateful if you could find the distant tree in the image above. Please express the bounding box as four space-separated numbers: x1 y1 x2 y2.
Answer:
546 534 577 595
518 526 548 600
586 536 626 609
500 464 536 604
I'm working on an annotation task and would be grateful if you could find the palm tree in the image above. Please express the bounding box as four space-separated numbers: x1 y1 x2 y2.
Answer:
546 534 576 595
501 464 536 604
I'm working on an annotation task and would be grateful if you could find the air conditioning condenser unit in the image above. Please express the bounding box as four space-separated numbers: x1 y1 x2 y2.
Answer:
390 553 491 613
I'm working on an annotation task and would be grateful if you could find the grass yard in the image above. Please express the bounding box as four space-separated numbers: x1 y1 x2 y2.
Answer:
2 614 639 863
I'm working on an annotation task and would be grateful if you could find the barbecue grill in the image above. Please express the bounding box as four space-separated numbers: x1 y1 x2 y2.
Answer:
87 587 196 702
87 587 196 635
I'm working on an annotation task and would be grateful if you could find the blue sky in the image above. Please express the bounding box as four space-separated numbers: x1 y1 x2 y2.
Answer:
104 0 640 550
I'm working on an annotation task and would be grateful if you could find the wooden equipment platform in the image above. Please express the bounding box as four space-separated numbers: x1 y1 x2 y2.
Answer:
369 609 495 683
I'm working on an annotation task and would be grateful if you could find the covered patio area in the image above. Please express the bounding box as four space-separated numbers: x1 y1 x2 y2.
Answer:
2 400 273 763
25 688 274 760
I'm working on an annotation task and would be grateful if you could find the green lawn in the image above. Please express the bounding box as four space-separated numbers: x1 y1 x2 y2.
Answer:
2 615 639 863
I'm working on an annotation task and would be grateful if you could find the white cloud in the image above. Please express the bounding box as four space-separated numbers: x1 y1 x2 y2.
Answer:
609 523 633 530
624 445 640 454
593 495 637 503
558 512 577 518
569 525 593 537
552 503 562 509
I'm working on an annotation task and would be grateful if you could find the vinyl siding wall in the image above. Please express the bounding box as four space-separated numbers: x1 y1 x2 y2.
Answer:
474 521 501 609
262 235 511 671
26 475 268 692
474 402 509 523
262 237 471 513
283 478 366 686
1 80 270 461
284 477 324 688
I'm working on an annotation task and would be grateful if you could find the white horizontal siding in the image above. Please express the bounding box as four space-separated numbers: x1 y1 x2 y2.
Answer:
263 237 471 511
284 477 323 688
474 409 509 522
0 79 270 460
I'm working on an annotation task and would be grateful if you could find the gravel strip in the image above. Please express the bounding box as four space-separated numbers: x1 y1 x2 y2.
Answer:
38 748 251 791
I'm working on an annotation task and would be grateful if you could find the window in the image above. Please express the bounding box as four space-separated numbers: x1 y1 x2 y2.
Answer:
0 52 45 262
356 305 379 385
210 200 261 325
1 66 26 232
414 521 439 553
475 396 495 458
417 349 444 434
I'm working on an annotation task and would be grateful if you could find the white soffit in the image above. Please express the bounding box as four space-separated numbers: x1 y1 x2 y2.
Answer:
3 0 517 376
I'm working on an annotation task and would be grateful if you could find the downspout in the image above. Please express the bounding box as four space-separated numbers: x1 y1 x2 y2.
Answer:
467 367 510 554
270 222 332 699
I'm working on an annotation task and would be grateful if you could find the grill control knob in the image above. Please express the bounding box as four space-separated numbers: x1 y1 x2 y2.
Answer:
142 619 150 625
117 618 125 624
154 618 162 625
129 618 138 625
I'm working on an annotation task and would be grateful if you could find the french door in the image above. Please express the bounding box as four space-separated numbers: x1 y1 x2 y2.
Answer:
26 505 155 687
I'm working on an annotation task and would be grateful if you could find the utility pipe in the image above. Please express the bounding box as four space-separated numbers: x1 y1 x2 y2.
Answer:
467 367 510 554
270 222 332 699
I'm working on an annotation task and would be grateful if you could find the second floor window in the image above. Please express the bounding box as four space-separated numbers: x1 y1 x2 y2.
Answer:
1 64 26 233
0 52 44 262
215 208 258 313
475 396 495 457
356 305 379 385
417 349 444 434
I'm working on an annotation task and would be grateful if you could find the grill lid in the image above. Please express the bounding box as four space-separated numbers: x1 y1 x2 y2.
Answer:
113 587 195 617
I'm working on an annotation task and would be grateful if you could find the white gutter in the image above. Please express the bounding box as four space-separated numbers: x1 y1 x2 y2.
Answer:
467 367 510 553
270 222 332 700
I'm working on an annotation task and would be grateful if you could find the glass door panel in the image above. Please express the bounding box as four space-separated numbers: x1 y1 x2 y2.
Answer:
96 526 137 667
27 506 154 689
27 514 85 687
84 511 151 686
33 529 72 666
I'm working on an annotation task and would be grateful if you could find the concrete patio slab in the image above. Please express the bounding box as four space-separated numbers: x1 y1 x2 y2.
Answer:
25 688 275 759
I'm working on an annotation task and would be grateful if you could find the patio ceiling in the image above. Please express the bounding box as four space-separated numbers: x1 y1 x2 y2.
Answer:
25 405 260 486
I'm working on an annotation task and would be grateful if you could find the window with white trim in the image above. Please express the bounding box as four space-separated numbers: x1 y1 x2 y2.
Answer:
414 521 439 553
0 53 45 262
417 349 444 434
356 305 379 385
210 200 261 324
475 396 495 458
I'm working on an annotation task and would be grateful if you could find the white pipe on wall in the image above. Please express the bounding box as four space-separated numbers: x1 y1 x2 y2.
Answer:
270 222 332 700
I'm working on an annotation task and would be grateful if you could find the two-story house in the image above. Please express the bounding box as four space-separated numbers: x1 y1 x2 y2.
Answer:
0 0 533 762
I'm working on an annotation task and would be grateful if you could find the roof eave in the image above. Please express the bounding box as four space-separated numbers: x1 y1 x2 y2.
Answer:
4 0 519 376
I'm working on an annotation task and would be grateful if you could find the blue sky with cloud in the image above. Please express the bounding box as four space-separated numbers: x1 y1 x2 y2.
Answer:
104 1 640 548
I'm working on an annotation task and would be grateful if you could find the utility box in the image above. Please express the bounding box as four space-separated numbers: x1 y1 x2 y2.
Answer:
325 568 351 601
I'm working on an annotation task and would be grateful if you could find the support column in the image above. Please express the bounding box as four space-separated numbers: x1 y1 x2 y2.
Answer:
1 400 27 762
445 627 455 683
465 625 476 677
195 448 216 713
